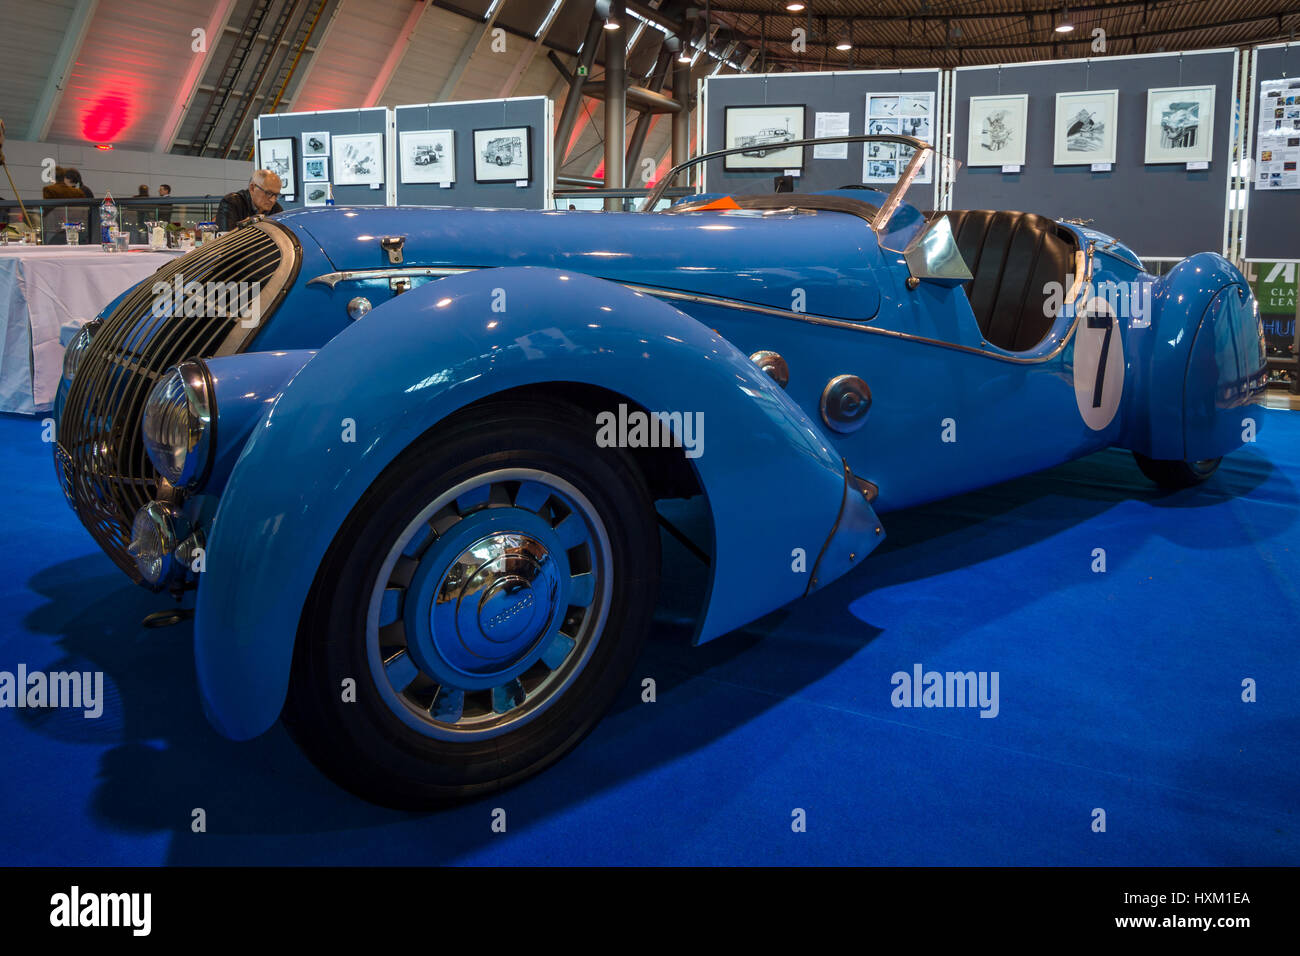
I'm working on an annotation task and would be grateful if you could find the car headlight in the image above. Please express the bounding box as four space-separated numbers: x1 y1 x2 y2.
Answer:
142 360 214 488
128 502 179 586
61 319 101 380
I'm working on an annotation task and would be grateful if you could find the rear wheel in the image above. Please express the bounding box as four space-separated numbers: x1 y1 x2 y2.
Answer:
283 398 659 808
1132 452 1221 489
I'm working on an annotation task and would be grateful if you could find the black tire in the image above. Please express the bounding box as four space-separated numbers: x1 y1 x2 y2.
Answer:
1132 452 1222 489
282 398 659 809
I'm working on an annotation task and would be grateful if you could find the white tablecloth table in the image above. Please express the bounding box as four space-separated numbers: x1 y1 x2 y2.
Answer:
0 246 180 414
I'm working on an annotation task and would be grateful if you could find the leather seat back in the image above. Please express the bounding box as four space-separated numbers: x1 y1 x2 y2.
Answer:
936 210 1076 352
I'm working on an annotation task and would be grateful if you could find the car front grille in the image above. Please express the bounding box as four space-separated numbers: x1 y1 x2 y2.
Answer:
55 221 300 585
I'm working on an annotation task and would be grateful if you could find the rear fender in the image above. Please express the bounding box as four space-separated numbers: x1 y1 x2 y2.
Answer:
1183 284 1268 462
1120 252 1253 461
195 267 880 740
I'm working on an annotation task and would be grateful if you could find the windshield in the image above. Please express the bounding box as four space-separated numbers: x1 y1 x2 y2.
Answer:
640 134 959 238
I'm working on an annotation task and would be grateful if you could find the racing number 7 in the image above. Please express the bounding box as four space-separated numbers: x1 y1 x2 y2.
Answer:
1087 313 1114 409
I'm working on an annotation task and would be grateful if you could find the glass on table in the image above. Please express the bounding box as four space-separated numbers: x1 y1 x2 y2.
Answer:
144 220 167 250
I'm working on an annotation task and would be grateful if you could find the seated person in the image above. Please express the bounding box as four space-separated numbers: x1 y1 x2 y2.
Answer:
42 167 84 201
216 170 283 232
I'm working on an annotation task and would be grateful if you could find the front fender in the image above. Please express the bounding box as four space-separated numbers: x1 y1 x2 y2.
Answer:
195 267 877 740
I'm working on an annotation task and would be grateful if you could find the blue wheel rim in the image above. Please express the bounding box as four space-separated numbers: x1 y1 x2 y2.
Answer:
365 468 613 741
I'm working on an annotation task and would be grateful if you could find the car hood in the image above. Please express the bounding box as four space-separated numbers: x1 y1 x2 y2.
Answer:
279 205 884 321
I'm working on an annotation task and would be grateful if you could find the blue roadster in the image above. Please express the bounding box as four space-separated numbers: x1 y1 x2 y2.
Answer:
53 135 1266 807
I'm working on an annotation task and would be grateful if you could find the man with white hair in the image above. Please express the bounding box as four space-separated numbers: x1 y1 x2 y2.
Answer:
216 169 284 231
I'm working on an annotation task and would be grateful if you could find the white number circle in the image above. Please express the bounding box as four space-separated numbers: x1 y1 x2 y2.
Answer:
1073 296 1124 431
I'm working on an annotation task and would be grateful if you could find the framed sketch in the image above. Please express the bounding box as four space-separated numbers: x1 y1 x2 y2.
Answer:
303 184 330 207
302 156 329 182
400 129 456 184
302 131 330 157
967 94 1028 167
1145 86 1215 164
333 132 385 185
1054 90 1119 165
474 126 531 182
257 137 296 200
723 105 806 171
863 92 934 184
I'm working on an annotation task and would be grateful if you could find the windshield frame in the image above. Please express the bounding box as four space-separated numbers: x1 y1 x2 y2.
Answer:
639 133 933 231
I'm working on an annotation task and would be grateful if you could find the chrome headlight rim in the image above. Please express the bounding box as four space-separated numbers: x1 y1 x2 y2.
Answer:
142 360 215 490
61 318 102 380
128 501 190 588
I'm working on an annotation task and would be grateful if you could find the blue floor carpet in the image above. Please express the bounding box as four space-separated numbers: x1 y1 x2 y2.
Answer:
1 407 1297 865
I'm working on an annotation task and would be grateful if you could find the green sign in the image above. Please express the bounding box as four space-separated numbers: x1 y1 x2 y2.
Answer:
1251 262 1296 351
1253 262 1297 316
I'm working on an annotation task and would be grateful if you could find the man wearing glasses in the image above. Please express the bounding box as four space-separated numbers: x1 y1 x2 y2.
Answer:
216 169 284 232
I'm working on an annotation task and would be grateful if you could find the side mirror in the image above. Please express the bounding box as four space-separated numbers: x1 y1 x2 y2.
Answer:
903 215 973 289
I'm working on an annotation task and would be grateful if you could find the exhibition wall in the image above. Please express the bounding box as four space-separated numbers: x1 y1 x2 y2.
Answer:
701 69 946 211
1244 42 1300 262
951 49 1238 260
255 107 394 210
254 97 554 212
393 97 552 210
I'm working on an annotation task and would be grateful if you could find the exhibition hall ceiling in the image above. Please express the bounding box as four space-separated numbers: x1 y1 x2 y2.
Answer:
0 0 1296 177
706 1 1300 69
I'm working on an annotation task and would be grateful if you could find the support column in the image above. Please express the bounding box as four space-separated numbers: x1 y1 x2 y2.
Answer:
670 42 690 171
603 0 627 211
554 14 604 169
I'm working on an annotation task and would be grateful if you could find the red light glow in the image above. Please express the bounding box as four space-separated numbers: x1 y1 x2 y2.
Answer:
81 93 131 143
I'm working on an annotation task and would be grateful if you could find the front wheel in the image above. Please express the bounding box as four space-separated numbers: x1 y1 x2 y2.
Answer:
1132 452 1222 489
283 398 660 808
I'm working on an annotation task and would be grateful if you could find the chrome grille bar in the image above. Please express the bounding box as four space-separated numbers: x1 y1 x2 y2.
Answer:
57 221 300 584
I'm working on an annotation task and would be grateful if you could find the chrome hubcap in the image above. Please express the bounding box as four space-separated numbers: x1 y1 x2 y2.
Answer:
366 468 612 741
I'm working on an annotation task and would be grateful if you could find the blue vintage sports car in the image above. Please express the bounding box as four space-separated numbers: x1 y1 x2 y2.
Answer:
53 135 1266 807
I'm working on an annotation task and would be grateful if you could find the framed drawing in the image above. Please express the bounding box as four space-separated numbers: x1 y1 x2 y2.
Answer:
302 157 329 182
723 105 806 171
1144 86 1215 164
333 132 384 185
256 137 296 200
863 92 934 184
474 126 532 182
967 94 1028 167
400 129 456 184
1054 90 1119 165
302 131 330 157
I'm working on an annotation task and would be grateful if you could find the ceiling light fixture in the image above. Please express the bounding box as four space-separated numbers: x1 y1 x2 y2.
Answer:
836 20 852 51
1054 5 1075 32
596 0 620 31
785 2 806 11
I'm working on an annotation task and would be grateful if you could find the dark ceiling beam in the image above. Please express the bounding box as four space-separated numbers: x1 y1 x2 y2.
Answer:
709 9 1300 56
698 0 1287 25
